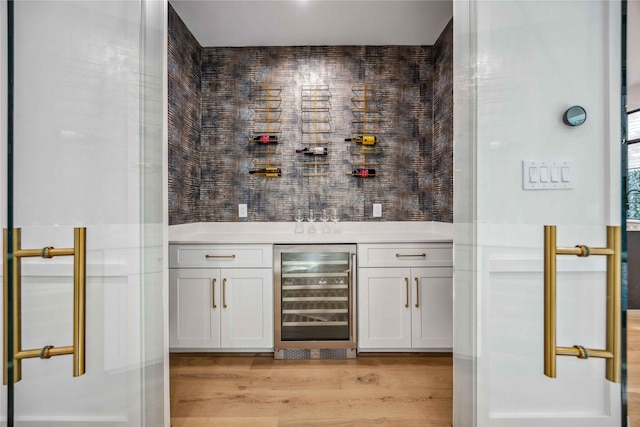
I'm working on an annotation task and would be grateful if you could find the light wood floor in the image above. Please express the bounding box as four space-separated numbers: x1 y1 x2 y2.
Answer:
171 311 640 426
170 353 453 426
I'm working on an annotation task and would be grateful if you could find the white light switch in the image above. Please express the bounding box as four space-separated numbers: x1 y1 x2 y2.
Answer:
522 160 575 190
540 167 549 183
238 204 248 217
373 203 382 217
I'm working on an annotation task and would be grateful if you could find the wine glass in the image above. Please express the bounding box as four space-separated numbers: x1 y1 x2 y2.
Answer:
307 209 317 234
294 208 304 234
321 209 331 233
330 207 340 233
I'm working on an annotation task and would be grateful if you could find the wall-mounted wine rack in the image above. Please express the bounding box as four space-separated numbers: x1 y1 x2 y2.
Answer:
249 84 282 177
347 84 380 178
300 85 331 177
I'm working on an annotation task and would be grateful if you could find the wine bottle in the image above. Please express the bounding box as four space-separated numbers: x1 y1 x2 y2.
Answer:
250 135 279 143
296 147 328 155
249 167 281 177
349 168 376 177
345 135 376 145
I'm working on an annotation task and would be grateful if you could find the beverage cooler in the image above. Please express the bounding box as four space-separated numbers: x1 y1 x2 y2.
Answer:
274 244 357 359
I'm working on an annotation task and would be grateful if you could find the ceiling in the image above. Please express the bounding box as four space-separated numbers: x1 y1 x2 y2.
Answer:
169 0 453 47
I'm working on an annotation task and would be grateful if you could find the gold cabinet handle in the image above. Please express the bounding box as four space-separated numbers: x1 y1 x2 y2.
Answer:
414 277 420 308
404 278 409 308
396 253 426 258
205 254 236 259
212 278 217 309
4 227 86 384
223 278 228 308
543 225 621 383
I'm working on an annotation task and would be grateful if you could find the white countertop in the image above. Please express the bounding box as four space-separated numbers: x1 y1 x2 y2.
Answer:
169 221 453 244
629 220 640 231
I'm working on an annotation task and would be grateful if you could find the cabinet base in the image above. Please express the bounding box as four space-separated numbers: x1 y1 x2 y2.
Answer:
274 348 357 360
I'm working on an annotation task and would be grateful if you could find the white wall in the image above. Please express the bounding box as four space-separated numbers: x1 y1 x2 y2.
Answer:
454 1 621 426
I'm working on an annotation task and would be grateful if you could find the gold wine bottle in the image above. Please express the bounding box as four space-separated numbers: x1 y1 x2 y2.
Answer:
249 167 281 177
345 135 376 145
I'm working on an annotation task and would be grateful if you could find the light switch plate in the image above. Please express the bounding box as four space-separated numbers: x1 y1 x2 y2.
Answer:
238 204 248 217
373 203 382 217
522 160 575 190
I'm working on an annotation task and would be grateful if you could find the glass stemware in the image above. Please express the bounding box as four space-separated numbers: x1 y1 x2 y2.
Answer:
307 209 317 233
330 207 340 233
321 209 331 233
294 208 304 233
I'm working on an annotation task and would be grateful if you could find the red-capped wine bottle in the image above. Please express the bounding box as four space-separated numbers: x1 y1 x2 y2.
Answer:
251 135 279 143
350 168 376 177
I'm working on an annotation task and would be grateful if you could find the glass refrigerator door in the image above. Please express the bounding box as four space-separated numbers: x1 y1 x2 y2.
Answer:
280 250 351 341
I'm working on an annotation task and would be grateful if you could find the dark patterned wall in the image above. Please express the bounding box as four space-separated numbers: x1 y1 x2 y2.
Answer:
432 19 454 223
168 5 201 225
168 8 453 225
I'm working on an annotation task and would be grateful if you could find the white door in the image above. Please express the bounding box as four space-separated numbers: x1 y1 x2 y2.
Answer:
358 268 412 349
411 267 453 349
221 268 273 349
220 268 273 349
1 1 167 425
453 1 622 426
169 269 221 349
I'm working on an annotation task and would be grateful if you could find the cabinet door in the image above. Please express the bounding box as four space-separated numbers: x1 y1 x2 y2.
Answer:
220 269 273 349
169 269 221 348
411 267 453 349
358 268 412 349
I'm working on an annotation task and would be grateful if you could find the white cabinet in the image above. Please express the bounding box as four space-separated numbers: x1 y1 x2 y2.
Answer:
357 243 452 351
169 268 221 348
169 244 273 351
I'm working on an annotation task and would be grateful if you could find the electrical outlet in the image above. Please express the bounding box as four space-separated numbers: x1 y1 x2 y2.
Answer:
238 204 248 218
373 203 382 217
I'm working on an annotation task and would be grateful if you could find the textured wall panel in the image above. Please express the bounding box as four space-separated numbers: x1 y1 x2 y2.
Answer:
168 12 454 224
168 5 201 225
432 19 454 223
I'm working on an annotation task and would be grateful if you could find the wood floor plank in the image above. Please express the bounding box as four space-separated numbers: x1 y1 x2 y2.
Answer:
172 311 640 427
170 353 453 425
172 417 279 427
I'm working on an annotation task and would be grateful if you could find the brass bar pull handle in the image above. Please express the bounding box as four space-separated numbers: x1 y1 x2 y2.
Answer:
3 228 18 385
544 226 557 379
543 225 621 383
17 248 74 258
606 226 622 383
556 346 613 359
223 278 228 308
3 227 86 384
205 254 236 259
212 278 217 309
404 278 409 308
556 246 614 257
350 253 356 342
16 345 73 360
414 277 420 308
73 227 86 377
396 253 426 258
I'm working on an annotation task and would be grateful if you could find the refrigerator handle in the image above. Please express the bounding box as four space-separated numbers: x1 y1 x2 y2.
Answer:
350 252 357 344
